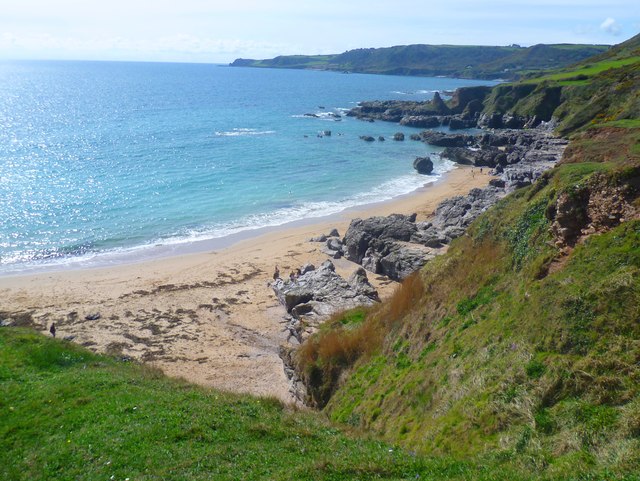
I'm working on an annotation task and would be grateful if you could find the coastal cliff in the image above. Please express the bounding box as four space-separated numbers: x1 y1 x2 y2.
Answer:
294 33 640 473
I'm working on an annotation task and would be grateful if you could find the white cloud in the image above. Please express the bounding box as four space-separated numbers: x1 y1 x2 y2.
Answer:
600 17 622 35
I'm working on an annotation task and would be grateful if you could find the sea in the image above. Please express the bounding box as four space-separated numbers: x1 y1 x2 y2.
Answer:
0 60 494 274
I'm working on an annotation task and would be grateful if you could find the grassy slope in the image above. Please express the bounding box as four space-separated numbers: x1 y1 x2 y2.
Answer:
230 43 609 80
481 34 640 135
325 166 640 469
297 35 640 480
1 327 565 481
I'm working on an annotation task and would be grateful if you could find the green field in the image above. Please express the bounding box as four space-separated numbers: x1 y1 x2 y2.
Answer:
523 56 640 84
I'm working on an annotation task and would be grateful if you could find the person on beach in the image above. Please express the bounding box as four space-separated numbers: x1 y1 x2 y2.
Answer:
49 323 56 338
273 265 280 280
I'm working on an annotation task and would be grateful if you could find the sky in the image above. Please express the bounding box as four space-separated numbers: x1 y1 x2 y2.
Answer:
0 0 639 63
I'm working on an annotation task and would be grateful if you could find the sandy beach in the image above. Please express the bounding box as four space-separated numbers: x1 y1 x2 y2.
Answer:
0 166 490 403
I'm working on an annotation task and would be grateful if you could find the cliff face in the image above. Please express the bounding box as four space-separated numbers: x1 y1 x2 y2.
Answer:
296 35 640 475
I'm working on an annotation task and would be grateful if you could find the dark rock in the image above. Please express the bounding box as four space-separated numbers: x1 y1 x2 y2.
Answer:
309 234 327 242
429 187 505 234
326 237 343 251
462 99 484 117
441 146 504 168
420 131 475 147
410 134 422 141
413 156 434 175
489 178 506 188
348 267 380 301
379 246 436 281
441 147 475 165
85 312 101 321
328 228 340 237
291 303 314 319
495 152 508 166
448 86 493 114
300 264 315 274
343 214 418 265
271 260 379 318
342 214 435 281
322 247 343 259
400 115 441 128
393 132 405 141
478 112 504 129
323 130 332 136
431 91 450 114
448 117 477 130
378 136 385 141
360 136 375 142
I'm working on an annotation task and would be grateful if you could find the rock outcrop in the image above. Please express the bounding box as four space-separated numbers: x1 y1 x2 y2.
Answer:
430 129 568 192
271 260 379 327
420 131 475 147
273 261 380 403
339 129 569 281
548 171 640 248
340 186 507 281
413 156 434 174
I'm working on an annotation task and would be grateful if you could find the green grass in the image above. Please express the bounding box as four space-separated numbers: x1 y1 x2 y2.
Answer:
0 327 551 481
592 119 640 129
478 37 640 135
323 160 640 478
523 56 640 83
232 43 608 80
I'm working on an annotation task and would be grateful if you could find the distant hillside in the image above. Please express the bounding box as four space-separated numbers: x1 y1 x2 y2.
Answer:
230 43 609 79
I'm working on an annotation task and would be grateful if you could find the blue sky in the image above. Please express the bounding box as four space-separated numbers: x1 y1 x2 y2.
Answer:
0 0 638 63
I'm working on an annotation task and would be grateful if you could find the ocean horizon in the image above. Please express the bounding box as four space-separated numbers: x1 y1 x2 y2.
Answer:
0 60 494 274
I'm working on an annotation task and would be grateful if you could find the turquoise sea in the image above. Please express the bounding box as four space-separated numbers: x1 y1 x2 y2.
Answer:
0 61 493 274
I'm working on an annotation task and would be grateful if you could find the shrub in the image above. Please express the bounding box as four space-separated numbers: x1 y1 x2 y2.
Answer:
386 272 425 323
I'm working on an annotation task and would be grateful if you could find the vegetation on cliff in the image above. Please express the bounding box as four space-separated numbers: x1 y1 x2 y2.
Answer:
296 35 640 479
480 33 640 134
231 43 609 80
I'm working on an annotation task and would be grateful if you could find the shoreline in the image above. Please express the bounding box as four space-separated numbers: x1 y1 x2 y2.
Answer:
0 166 492 403
0 166 457 278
